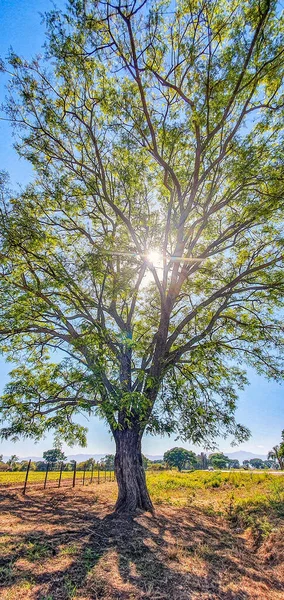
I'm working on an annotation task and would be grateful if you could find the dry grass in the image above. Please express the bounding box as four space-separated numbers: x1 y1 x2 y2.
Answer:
0 472 283 600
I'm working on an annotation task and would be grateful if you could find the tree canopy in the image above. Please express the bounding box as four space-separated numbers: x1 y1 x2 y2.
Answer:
42 448 67 464
228 459 240 469
248 458 264 469
164 447 198 471
208 452 229 469
101 454 115 470
0 0 284 511
6 454 19 468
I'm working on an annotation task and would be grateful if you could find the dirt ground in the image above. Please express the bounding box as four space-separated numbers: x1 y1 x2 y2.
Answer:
0 483 283 600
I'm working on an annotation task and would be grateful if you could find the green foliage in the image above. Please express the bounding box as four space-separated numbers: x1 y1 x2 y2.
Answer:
196 453 209 470
147 462 167 471
209 452 229 469
75 457 97 471
0 0 284 451
100 454 115 470
25 539 54 561
249 458 265 469
164 447 198 471
141 454 149 470
42 448 66 464
268 429 284 469
224 477 284 543
229 459 240 469
6 454 19 470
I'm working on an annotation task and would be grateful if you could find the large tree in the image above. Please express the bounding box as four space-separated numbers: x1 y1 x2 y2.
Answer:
0 0 284 512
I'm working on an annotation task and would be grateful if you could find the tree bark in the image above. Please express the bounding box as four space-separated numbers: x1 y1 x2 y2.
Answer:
114 427 154 513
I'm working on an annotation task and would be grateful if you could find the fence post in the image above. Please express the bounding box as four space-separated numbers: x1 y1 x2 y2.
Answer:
58 461 63 488
98 466 100 484
23 459 31 495
72 461 77 488
83 466 86 486
44 462 49 489
90 464 94 484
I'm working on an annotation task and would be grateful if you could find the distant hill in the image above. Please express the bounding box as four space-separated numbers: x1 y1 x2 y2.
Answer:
144 454 163 461
1 450 268 463
1 453 107 463
67 454 106 462
226 450 267 461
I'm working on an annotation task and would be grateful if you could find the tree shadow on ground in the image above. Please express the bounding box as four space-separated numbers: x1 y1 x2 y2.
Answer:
0 488 283 600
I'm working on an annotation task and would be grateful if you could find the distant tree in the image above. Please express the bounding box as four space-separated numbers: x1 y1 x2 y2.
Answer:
268 431 284 470
142 454 149 470
249 458 265 469
148 462 167 471
6 454 19 470
18 460 36 471
263 459 276 469
63 462 74 471
13 460 25 471
77 461 85 470
209 453 229 469
229 459 240 469
42 449 66 464
0 454 3 462
100 454 115 470
268 448 283 469
35 461 47 472
0 460 9 471
195 452 208 469
77 458 97 470
198 452 208 470
83 458 97 470
243 460 250 469
164 448 197 471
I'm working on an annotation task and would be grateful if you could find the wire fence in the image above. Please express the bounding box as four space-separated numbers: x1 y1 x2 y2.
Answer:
0 460 115 494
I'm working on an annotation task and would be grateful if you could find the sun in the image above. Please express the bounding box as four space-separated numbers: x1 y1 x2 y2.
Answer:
146 250 162 266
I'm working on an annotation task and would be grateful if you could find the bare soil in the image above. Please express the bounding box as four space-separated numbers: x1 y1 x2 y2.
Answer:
0 483 283 600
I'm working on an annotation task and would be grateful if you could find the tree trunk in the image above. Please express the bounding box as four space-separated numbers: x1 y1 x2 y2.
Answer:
114 427 153 513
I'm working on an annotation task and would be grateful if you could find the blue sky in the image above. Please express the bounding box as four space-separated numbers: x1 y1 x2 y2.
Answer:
0 0 283 458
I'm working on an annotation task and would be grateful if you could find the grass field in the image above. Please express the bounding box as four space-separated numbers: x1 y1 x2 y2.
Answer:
0 470 283 599
0 470 112 486
147 470 284 544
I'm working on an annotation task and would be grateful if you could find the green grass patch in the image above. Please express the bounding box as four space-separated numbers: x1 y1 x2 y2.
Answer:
146 470 284 528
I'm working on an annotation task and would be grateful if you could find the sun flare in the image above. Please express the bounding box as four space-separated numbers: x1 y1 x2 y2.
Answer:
146 250 162 265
